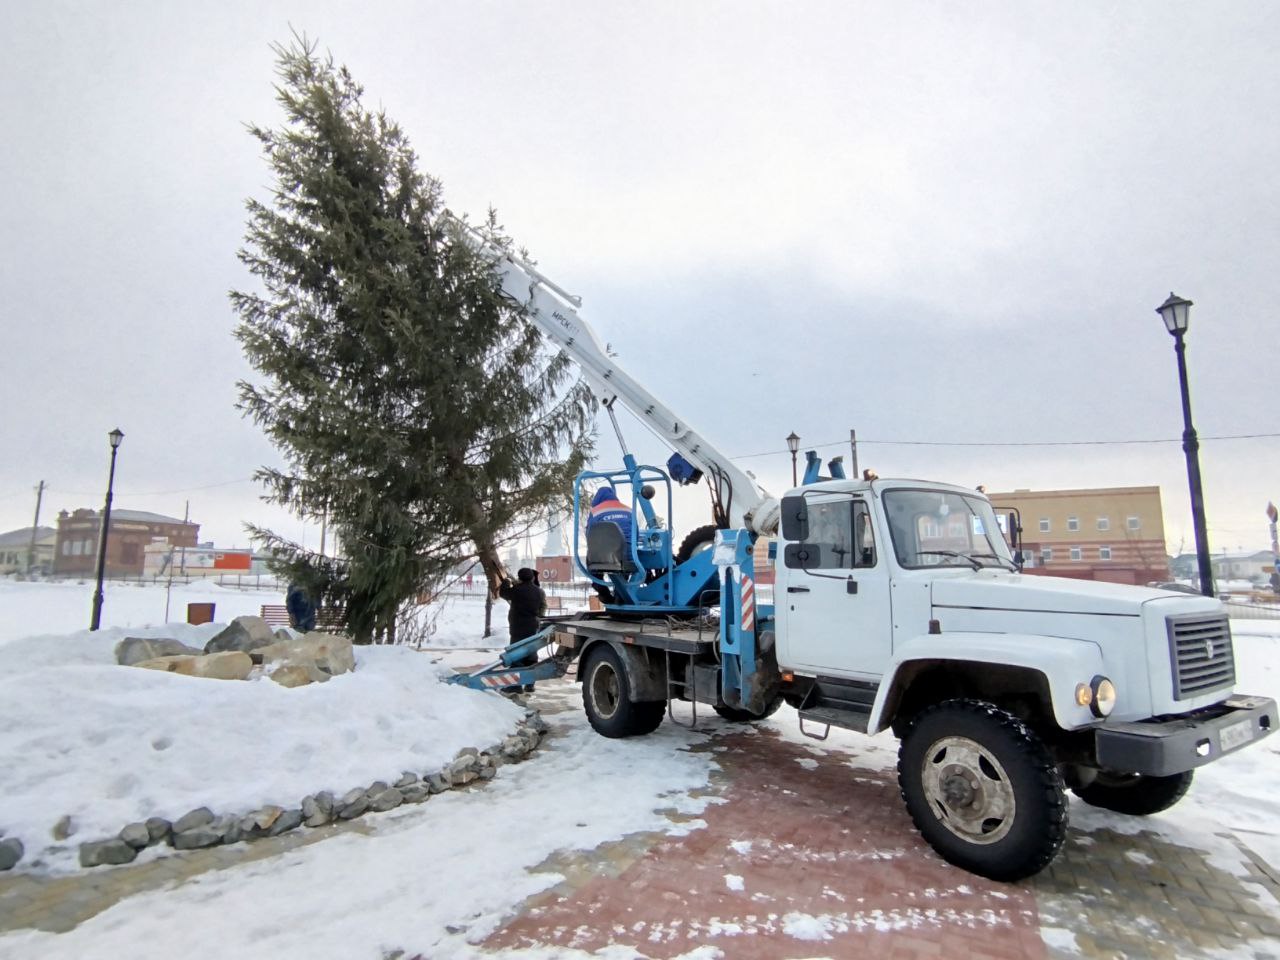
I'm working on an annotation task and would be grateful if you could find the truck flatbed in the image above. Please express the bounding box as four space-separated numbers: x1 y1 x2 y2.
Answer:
554 616 717 656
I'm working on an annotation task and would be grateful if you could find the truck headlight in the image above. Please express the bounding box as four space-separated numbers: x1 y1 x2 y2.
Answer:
1090 676 1117 717
1075 677 1117 717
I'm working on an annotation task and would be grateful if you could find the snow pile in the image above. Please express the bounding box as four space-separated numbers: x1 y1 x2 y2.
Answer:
0 619 524 870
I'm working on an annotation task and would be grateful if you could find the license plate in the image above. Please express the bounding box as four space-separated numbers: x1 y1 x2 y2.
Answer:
1220 718 1254 751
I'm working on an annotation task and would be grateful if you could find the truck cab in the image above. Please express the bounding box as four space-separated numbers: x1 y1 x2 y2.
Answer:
772 477 1276 879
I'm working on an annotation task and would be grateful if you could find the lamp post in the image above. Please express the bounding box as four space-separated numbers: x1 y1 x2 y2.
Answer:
1156 293 1214 597
90 428 125 630
786 432 801 487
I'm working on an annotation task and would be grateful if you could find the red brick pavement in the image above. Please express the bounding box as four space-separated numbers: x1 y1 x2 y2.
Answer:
484 727 1046 959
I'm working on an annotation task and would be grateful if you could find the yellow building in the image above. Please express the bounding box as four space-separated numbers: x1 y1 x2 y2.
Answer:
986 486 1169 585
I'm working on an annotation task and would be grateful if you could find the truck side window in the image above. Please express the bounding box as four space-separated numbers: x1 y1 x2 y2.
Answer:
797 499 876 569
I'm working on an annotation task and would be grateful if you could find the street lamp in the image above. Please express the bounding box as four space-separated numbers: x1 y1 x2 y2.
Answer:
90 428 125 630
786 432 801 487
1156 293 1214 597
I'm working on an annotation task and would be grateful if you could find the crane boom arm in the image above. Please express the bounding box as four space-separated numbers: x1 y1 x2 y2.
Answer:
456 222 779 535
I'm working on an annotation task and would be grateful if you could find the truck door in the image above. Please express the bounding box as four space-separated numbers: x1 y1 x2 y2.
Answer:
778 495 892 678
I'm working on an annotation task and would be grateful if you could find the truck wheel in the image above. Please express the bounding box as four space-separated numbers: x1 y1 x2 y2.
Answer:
676 524 719 563
898 699 1067 882
582 645 665 738
713 695 784 723
1072 770 1193 816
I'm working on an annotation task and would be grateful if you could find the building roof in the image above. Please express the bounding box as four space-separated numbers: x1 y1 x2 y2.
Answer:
0 526 55 548
62 509 195 526
987 485 1161 499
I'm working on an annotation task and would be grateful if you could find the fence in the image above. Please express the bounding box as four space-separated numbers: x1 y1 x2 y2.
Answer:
43 572 290 592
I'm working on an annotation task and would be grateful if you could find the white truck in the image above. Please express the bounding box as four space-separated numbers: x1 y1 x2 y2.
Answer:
455 221 1278 881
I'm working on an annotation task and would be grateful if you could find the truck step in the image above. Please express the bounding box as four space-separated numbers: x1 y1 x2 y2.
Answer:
798 705 871 735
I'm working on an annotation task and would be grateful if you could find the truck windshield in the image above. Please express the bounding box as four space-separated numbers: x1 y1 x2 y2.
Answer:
882 489 1016 571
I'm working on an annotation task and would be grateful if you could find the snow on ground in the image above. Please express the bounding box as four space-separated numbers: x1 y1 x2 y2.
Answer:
0 689 718 960
0 580 525 871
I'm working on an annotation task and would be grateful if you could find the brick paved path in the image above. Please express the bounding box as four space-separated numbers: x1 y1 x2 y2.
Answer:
483 690 1280 960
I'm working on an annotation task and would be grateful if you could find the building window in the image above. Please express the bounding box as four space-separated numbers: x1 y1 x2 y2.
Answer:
1039 518 1050 533
1099 546 1112 561
1042 548 1053 562
1127 516 1141 531
1097 517 1110 531
1067 516 1080 532
1070 546 1082 561
62 541 71 556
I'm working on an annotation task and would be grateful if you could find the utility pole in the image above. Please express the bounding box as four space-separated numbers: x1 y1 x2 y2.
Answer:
179 500 189 578
25 480 45 575
849 429 859 480
319 503 328 558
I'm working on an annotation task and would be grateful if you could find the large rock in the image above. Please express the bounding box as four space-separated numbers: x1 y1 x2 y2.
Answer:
367 788 403 813
337 787 368 820
266 809 303 837
0 838 23 871
172 826 222 850
258 633 355 682
133 651 253 681
115 636 201 666
173 807 214 834
268 663 317 688
446 755 479 786
204 616 277 655
400 783 430 804
118 822 151 849
302 792 335 827
79 838 137 867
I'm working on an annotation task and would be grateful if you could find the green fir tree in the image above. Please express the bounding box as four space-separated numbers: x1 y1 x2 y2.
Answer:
232 36 592 643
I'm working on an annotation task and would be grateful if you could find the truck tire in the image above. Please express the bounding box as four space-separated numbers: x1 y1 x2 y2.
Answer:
713 695 784 723
581 645 665 738
898 699 1067 882
676 524 719 563
1071 770 1194 816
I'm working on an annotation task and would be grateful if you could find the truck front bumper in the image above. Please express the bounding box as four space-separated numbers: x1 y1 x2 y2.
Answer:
1094 695 1277 777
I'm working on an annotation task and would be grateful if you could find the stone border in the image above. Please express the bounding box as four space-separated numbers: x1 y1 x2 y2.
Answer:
3 711 548 872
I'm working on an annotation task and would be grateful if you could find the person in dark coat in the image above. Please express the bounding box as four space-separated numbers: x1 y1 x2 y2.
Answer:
499 568 546 689
499 568 546 647
285 582 316 633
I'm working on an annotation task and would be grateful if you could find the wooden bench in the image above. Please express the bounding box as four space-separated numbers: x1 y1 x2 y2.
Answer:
259 604 345 630
545 595 564 612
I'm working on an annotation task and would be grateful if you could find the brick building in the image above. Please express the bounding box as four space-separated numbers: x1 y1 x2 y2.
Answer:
987 486 1169 585
53 508 199 578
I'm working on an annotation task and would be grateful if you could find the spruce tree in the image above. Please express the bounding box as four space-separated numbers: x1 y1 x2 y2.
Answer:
232 36 592 642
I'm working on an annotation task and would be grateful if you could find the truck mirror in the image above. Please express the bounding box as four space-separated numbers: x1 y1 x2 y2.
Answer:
781 495 809 541
783 542 821 570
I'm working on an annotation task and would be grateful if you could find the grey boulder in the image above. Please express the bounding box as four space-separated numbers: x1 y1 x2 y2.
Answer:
115 636 201 666
0 838 23 871
204 616 276 655
367 788 403 813
119 822 151 849
173 807 214 834
79 838 137 867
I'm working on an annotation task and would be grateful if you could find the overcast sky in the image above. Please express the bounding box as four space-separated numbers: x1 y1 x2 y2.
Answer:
2 1 1278 560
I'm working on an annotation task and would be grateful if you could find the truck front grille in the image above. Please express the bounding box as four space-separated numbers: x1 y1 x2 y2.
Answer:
1167 613 1235 700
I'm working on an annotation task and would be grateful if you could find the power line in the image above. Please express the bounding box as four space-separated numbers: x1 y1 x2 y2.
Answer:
730 432 1280 460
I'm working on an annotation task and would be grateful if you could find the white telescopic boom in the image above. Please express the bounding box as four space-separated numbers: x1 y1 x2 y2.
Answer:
455 221 779 536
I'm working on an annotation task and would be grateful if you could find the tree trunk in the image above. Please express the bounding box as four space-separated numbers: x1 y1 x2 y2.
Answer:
484 594 493 639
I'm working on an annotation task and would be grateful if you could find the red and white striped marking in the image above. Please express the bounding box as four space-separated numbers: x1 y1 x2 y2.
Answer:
740 573 756 633
481 673 523 688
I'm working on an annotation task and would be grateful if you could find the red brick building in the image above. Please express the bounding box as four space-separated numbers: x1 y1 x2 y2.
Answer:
53 508 199 578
